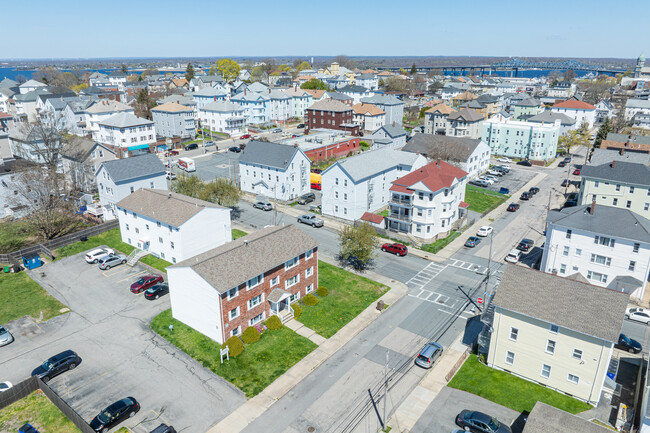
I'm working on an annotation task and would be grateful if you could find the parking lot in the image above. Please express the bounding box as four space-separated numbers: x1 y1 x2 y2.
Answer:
0 250 245 432
483 165 538 196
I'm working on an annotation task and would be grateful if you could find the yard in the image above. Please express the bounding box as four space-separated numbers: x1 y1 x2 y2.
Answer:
150 309 317 398
0 271 66 324
232 229 248 240
296 261 388 338
448 355 592 414
464 185 508 214
422 230 461 254
0 220 41 254
0 390 80 433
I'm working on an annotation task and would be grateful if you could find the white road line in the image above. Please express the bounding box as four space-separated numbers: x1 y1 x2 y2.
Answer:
406 262 448 290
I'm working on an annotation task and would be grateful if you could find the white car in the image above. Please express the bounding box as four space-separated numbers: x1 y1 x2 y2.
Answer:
505 249 521 263
0 381 12 392
476 226 493 237
85 247 114 264
487 169 503 177
498 157 512 163
484 175 499 183
0 325 13 346
625 308 650 324
478 176 494 185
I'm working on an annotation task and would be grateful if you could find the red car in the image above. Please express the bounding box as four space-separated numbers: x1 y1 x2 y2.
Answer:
240 134 251 139
573 168 581 175
381 243 408 256
311 182 321 190
130 274 164 294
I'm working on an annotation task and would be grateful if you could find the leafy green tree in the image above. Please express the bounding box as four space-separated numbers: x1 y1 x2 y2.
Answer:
251 66 266 82
199 178 241 207
277 64 291 73
594 118 612 148
134 89 156 120
410 64 417 75
399 68 408 76
185 63 195 81
172 174 206 198
208 64 217 76
216 58 241 82
338 222 379 270
295 61 311 72
300 79 328 90
558 129 589 155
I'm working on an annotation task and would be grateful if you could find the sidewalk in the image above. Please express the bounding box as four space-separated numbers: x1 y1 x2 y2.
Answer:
207 253 408 433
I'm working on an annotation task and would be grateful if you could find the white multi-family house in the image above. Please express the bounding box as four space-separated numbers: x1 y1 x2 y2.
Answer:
116 188 232 264
151 102 196 139
198 101 247 137
61 136 117 192
482 118 560 161
387 160 468 239
0 86 16 115
8 123 58 165
339 85 373 105
282 87 313 119
62 99 93 135
402 134 490 179
424 103 457 135
95 153 168 221
625 99 650 122
369 123 408 150
546 81 576 98
231 90 270 125
192 87 228 110
551 100 597 129
541 202 650 300
108 71 128 90
13 89 49 121
269 89 292 122
352 103 385 132
355 74 379 91
19 79 46 94
360 94 404 126
97 112 156 158
595 99 615 124
239 141 310 201
85 100 134 139
321 149 427 221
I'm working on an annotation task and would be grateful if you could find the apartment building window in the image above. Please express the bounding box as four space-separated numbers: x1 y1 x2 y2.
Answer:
270 276 279 287
572 349 583 360
344 208 347 215
567 374 579 384
590 254 611 266
249 312 265 326
344 193 347 200
335 178 339 185
616 184 621 191
335 205 339 212
417 209 423 217
248 294 263 310
594 236 615 247
645 203 649 211
587 270 608 283
560 264 566 274
562 246 569 256
613 198 618 206
305 249 314 260
306 283 314 293
125 224 130 231
594 181 599 187
158 237 163 243
285 256 299 270
344 179 348 187
541 364 551 379
228 287 239 300
305 267 313 278
629 261 636 271
285 274 299 289
335 192 339 199
575 248 582 256
289 292 300 303
229 307 240 320
150 182 154 188
634 243 640 253
247 274 264 289
631 186 635 193
130 186 134 193
509 327 518 341
549 324 559 334
627 200 632 208
170 241 174 249
505 351 515 366
135 228 139 234
157 221 161 227
566 230 572 239
545 340 556 354
231 327 241 337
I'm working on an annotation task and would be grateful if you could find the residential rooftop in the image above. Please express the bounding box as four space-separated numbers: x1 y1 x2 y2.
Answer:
324 148 422 182
97 153 165 183
581 160 650 186
277 129 354 152
402 134 483 162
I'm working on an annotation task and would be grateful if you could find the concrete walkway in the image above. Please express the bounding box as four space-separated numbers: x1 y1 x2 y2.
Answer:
207 253 408 433
285 319 327 345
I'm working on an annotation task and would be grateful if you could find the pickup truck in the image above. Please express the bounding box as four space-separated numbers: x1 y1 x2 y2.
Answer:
297 214 324 227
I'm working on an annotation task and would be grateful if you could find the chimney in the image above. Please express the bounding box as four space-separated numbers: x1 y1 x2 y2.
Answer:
244 89 247 96
620 148 625 156
611 160 616 168
589 200 596 215
392 121 395 127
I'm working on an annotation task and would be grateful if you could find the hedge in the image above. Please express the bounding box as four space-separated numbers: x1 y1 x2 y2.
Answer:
266 315 283 330
292 303 302 318
316 286 329 297
242 326 261 344
225 336 244 357
303 293 319 306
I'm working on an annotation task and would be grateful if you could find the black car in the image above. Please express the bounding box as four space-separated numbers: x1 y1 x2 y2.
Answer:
456 410 512 433
520 191 531 200
564 199 578 207
517 160 532 167
144 283 169 300
32 350 81 383
298 193 316 205
561 178 571 187
297 123 305 128
517 238 534 251
558 161 566 167
184 143 198 151
90 397 140 433
529 187 540 195
616 334 642 353
229 146 242 153
506 203 520 212
150 424 177 433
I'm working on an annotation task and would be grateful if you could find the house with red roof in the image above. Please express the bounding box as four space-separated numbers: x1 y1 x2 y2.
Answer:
387 160 468 240
551 99 596 128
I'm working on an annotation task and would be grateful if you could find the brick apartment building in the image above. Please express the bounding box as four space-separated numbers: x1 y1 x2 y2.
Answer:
167 225 319 343
305 98 359 136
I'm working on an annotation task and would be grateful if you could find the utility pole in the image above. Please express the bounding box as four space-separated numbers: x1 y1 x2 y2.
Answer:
485 230 494 302
383 350 388 431
273 186 277 225
563 159 572 196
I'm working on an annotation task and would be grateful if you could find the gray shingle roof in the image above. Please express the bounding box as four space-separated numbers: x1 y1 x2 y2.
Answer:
626 99 650 109
375 124 407 138
514 97 541 107
100 112 153 128
116 189 222 227
448 108 483 122
589 148 650 166
360 94 403 106
201 101 244 113
493 265 628 342
0 78 19 88
170 225 318 293
527 110 576 126
307 98 352 112
547 203 650 243
339 84 369 93
193 87 228 97
239 141 301 170
86 100 133 114
99 153 165 183
523 402 613 433
581 161 650 186
606 133 650 145
403 133 482 161
325 149 422 182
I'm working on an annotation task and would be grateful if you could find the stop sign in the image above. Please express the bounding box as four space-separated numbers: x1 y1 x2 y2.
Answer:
477 297 484 304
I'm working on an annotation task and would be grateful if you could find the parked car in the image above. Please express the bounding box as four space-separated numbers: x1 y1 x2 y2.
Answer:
558 161 566 167
297 123 305 128
298 193 316 204
0 325 13 346
492 166 509 174
456 410 512 433
0 381 12 392
85 248 114 264
499 187 510 195
253 201 272 211
517 239 535 252
487 169 503 177
90 397 140 433
465 237 481 248
272 128 282 133
31 350 81 383
616 334 642 353
130 275 164 294
381 243 408 256
505 249 521 263
483 175 499 183
564 156 572 163
470 179 489 188
476 226 493 237
561 178 571 187
517 160 532 167
529 187 540 195
564 199 578 208
626 308 650 324
478 176 494 185
497 157 511 163
229 146 242 153
573 168 581 175
520 191 531 200
184 143 198 151
150 424 177 433
311 168 323 174
251 134 260 140
98 253 127 270
506 203 520 212
415 342 443 369
202 140 216 147
144 283 169 300
297 214 324 227
240 134 251 139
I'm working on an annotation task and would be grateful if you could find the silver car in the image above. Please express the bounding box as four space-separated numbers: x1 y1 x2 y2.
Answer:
253 201 272 211
415 342 443 369
0 325 14 346
297 214 324 227
98 253 127 270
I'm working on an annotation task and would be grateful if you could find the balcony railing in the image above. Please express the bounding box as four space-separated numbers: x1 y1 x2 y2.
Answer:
388 213 411 222
391 197 412 206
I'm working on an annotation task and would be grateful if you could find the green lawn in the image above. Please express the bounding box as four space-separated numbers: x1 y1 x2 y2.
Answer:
297 261 388 338
0 390 80 433
0 220 41 254
422 230 461 253
464 185 509 214
0 272 67 323
232 229 248 240
151 309 317 397
448 355 592 414
377 210 389 217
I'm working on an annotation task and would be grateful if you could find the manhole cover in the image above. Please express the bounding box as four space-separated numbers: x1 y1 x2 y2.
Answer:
307 427 315 432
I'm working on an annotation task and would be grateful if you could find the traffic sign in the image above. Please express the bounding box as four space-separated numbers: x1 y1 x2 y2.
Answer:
477 297 484 304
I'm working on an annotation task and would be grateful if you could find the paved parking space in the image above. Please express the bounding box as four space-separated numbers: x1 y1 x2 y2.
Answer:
484 166 539 195
0 252 246 432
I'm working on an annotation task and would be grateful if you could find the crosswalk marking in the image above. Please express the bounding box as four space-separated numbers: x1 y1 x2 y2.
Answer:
447 259 488 275
406 262 447 290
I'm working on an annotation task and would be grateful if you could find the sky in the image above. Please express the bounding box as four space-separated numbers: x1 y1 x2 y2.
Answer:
2 0 648 60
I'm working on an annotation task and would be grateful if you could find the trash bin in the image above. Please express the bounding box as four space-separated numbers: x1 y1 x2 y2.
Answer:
3 266 9 273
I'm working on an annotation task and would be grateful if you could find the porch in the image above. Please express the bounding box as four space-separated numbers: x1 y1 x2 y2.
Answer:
268 288 295 324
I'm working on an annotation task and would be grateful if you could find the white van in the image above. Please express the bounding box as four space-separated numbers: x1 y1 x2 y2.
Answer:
177 157 196 172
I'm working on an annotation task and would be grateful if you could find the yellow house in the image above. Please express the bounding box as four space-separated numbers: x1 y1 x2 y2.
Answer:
487 265 629 405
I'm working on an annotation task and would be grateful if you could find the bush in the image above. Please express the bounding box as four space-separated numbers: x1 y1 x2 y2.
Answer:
316 286 329 297
303 293 319 306
241 326 260 344
292 303 302 318
265 315 283 330
225 336 244 357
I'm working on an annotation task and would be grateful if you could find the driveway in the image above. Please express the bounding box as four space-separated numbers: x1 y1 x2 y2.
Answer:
0 253 245 432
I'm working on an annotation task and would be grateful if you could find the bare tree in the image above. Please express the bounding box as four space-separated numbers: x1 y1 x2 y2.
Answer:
12 111 68 171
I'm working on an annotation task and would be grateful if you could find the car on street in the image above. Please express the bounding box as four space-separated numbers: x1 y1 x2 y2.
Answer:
465 236 481 248
626 308 650 324
558 161 566 167
517 239 535 252
564 156 572 163
520 191 531 200
90 397 140 433
272 128 282 133
573 168 581 175
202 140 216 147
506 203 520 212
478 176 494 185
0 325 13 346
144 283 169 300
470 179 489 188
150 424 177 433
98 253 127 270
517 160 532 167
297 214 324 227
130 274 164 294
297 123 305 128
414 342 443 369
505 249 521 263
184 143 198 151
240 134 251 139
228 146 242 153
529 187 540 195
0 381 12 392
253 200 272 211
381 243 408 256
252 134 260 140
456 410 512 433
476 226 493 237
85 248 114 264
616 334 642 353
298 192 316 204
497 157 511 163
31 350 81 383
